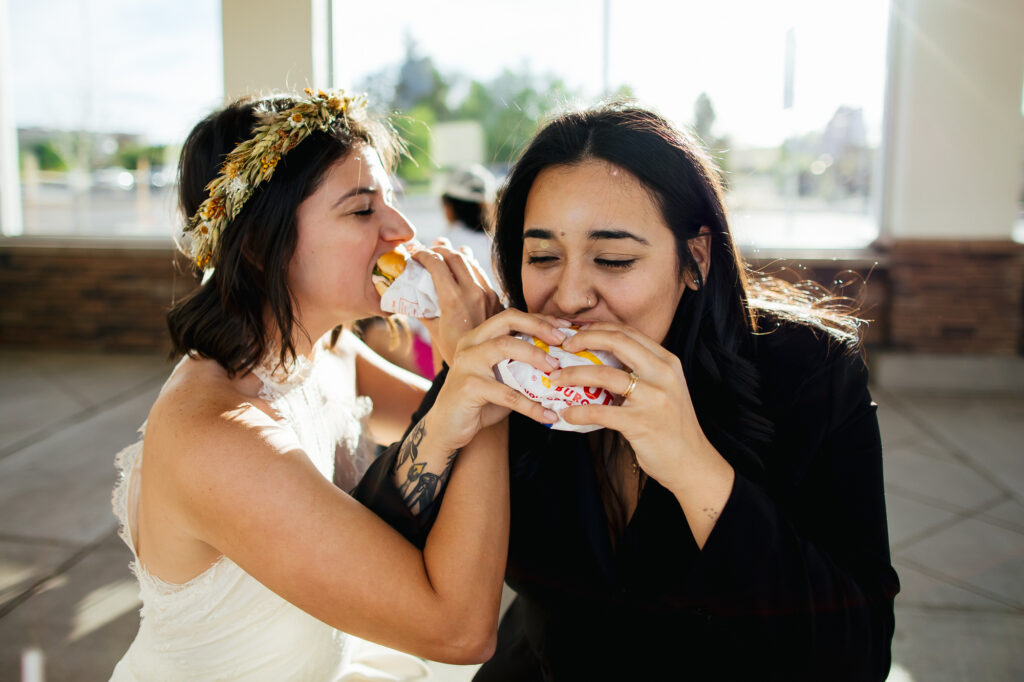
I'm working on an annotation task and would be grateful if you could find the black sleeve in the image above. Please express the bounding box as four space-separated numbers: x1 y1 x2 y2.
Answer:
351 367 449 549
681 352 899 681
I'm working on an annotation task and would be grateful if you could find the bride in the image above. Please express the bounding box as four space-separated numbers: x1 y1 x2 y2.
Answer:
109 89 564 680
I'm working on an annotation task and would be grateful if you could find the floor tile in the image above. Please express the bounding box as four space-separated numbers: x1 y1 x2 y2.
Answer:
0 544 140 682
978 498 1024 536
0 357 84 455
883 446 1002 511
884 439 958 463
892 607 1024 682
25 352 171 408
895 393 1024 497
892 562 1011 611
0 388 158 544
875 401 938 451
896 517 1024 608
884 493 959 548
0 540 79 609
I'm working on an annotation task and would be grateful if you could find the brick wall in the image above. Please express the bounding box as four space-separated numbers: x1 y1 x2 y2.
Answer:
745 253 891 348
885 239 1024 355
2 238 1021 355
0 239 198 352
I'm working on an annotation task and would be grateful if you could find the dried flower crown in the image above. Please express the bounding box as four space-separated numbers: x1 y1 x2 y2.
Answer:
183 88 367 272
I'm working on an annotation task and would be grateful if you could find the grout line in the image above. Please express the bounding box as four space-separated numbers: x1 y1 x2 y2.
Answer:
30 358 102 410
894 602 1024 617
889 495 1008 553
0 372 165 464
892 556 1024 613
0 531 113 619
874 387 1016 499
975 511 1024 538
0 532 83 548
886 483 1008 518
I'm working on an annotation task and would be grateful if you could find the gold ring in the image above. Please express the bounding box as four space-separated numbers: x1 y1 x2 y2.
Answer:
621 371 639 400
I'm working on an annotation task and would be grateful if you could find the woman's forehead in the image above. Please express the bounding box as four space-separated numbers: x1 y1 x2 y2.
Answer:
523 161 670 242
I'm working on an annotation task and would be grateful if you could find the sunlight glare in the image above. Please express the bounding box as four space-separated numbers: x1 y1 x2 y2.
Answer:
67 578 140 643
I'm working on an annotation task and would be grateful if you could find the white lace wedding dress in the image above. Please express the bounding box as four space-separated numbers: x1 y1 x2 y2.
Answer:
110 332 430 681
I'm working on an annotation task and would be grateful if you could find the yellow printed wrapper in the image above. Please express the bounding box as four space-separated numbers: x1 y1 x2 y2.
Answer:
494 328 622 433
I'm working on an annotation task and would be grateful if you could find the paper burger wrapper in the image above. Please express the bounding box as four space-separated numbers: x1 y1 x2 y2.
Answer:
495 328 622 433
379 259 441 319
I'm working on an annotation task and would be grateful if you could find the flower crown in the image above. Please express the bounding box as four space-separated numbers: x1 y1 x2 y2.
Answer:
183 88 368 272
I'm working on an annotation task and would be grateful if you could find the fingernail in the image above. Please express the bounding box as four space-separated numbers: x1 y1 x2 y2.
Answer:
555 318 572 327
551 328 567 343
548 368 561 379
546 355 560 369
543 409 558 422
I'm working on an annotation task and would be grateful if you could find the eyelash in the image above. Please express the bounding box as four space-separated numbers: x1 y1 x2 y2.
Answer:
526 255 636 270
597 259 635 269
353 207 374 217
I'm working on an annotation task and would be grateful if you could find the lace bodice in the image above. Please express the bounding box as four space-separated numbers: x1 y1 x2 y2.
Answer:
110 332 429 681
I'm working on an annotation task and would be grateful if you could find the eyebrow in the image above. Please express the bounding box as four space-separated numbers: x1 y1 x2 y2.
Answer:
332 186 377 208
523 227 649 245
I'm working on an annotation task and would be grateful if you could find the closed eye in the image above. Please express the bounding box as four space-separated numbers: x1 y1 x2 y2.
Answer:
527 255 558 265
596 258 636 269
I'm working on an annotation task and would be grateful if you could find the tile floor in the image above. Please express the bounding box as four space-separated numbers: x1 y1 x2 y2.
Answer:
1 349 1022 681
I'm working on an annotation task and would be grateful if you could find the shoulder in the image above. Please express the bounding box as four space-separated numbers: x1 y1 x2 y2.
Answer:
752 316 868 409
145 357 292 478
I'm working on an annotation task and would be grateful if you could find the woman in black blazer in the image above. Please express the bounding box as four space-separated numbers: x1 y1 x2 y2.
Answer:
355 102 899 681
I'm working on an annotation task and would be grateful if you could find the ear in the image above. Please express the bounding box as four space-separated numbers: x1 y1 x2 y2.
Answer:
685 226 712 291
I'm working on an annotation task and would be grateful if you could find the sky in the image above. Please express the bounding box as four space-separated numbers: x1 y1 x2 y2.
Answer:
9 0 890 147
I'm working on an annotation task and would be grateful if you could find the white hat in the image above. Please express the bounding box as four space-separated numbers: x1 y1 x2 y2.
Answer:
443 164 496 204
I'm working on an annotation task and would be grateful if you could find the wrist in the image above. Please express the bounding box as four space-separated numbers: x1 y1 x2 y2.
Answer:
418 410 458 457
664 438 734 501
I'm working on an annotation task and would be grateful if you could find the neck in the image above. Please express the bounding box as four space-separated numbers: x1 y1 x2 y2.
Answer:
262 304 352 363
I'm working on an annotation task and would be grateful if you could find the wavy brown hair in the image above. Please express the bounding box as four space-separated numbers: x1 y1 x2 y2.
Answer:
167 94 398 377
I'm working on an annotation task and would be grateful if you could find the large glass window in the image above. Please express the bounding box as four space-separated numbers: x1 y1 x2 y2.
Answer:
10 0 222 237
336 0 890 249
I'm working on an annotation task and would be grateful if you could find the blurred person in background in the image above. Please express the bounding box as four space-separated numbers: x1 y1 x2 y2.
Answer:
109 89 566 680
441 163 498 287
355 102 899 680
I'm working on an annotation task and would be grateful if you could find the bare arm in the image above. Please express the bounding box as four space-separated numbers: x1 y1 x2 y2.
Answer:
146 397 503 663
144 312 564 664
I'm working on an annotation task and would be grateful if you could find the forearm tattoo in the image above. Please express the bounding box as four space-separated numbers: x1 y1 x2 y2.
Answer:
394 419 459 516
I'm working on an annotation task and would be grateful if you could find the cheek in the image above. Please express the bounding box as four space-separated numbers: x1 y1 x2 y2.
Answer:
520 267 549 312
613 273 681 327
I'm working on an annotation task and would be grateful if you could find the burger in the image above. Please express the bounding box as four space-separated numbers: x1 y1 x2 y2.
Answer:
372 248 409 296
372 245 441 318
495 328 622 432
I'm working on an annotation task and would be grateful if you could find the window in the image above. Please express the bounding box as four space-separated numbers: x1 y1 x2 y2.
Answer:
8 0 222 237
335 0 891 249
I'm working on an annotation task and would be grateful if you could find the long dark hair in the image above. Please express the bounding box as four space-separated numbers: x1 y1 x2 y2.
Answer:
167 94 396 377
494 101 861 478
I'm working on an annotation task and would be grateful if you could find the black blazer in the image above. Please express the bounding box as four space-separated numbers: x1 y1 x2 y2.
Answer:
353 322 899 681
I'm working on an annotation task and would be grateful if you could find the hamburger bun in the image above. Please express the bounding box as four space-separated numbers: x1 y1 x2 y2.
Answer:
372 248 409 296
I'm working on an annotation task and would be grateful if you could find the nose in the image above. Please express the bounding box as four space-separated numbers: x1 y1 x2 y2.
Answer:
550 263 595 316
381 205 416 246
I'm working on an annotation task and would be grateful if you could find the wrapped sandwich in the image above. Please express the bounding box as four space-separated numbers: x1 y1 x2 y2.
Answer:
373 245 440 319
495 327 622 433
